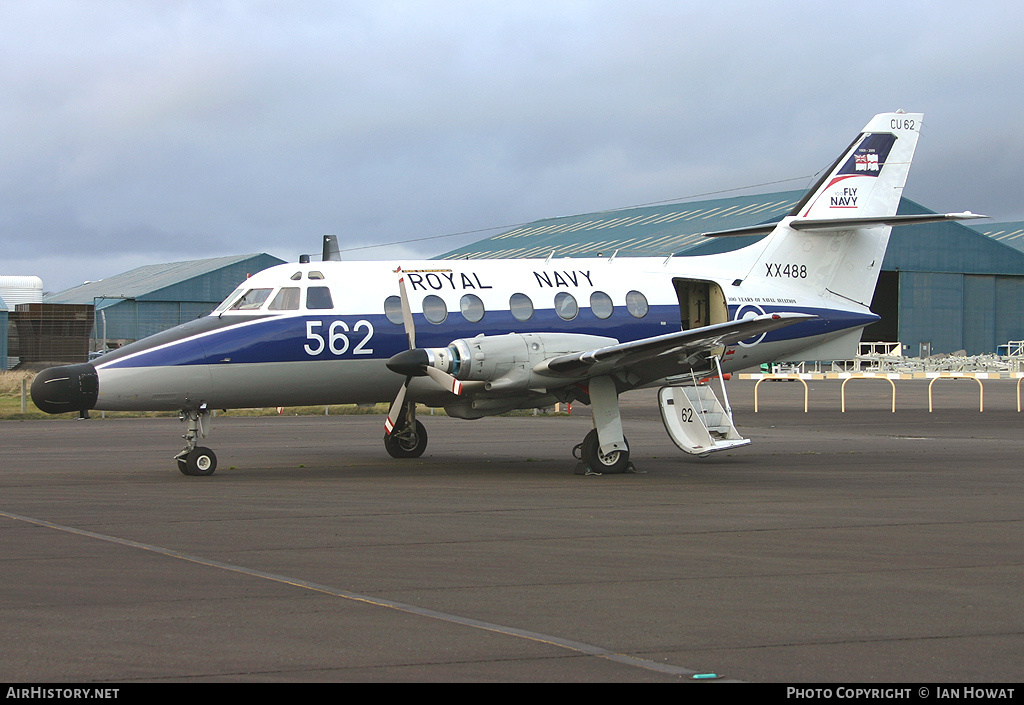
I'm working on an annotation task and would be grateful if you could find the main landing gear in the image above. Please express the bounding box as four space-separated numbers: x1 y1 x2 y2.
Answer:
574 429 634 475
383 401 428 458
175 405 218 476
573 375 636 475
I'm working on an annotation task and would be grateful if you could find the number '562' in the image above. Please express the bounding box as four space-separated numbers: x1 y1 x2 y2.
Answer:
304 320 374 356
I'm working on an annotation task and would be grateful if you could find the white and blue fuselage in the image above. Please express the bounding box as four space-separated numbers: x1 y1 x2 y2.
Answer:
81 255 874 412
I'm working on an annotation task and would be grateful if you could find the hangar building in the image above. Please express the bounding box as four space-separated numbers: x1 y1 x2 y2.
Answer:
1 275 44 370
438 190 1024 356
42 253 285 355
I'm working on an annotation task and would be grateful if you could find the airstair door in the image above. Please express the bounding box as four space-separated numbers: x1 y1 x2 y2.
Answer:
658 384 750 455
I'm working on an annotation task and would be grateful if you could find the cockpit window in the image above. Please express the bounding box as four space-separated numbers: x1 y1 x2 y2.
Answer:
306 286 334 310
214 287 245 314
268 287 301 311
230 288 273 311
308 271 324 280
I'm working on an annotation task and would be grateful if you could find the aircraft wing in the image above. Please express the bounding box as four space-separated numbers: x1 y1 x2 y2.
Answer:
534 312 814 384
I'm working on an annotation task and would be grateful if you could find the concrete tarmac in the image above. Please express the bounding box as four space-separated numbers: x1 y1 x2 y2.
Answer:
2 378 1023 682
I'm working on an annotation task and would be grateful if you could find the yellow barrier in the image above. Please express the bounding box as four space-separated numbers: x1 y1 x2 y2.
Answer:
748 374 810 413
738 371 1020 412
926 373 984 412
840 375 896 412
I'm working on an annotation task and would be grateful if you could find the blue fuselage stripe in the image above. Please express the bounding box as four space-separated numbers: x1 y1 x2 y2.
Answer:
99 302 876 371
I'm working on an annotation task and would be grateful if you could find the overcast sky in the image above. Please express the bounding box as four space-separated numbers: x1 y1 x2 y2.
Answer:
3 1 1022 293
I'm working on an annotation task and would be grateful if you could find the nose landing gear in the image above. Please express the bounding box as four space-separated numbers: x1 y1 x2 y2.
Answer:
175 405 218 476
384 402 428 458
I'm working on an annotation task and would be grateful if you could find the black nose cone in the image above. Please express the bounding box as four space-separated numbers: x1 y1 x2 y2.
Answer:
386 348 429 376
31 363 99 414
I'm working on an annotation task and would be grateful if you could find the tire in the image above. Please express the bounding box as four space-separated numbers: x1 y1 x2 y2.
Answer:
384 420 428 458
185 447 218 476
580 429 630 474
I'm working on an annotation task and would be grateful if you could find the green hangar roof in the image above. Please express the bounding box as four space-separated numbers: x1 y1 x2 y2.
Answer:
437 190 1024 275
974 222 1024 254
45 253 285 309
436 191 803 260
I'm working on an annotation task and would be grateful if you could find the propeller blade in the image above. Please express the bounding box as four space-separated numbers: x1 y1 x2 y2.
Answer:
384 378 410 435
398 271 415 350
386 270 422 436
425 366 464 396
389 272 463 401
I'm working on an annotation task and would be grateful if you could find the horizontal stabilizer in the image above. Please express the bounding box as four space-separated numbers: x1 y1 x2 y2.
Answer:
701 211 986 238
699 223 778 238
790 211 987 232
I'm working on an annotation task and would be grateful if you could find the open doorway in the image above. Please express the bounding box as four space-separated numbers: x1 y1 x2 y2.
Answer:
672 278 729 331
864 270 899 342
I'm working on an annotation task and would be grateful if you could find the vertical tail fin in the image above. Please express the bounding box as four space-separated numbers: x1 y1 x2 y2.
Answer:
792 112 922 221
745 112 923 306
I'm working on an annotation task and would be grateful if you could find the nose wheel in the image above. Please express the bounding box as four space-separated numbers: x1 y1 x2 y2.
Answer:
175 405 218 476
384 418 428 458
177 446 218 476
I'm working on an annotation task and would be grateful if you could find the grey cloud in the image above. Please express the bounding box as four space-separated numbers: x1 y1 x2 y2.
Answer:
2 1 1022 293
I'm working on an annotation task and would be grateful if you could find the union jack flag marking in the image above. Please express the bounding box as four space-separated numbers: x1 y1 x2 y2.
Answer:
855 153 880 172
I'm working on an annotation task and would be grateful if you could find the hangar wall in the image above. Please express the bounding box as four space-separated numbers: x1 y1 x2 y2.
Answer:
895 272 1024 356
93 299 231 343
40 253 285 359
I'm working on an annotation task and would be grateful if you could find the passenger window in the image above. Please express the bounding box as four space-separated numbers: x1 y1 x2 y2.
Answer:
590 291 613 319
307 286 334 310
510 293 534 321
230 288 273 311
268 287 301 311
626 290 649 318
460 294 485 323
422 295 448 324
384 295 404 325
554 291 578 320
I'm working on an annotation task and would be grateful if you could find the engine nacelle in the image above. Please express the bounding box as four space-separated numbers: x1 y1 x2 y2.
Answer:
427 332 617 393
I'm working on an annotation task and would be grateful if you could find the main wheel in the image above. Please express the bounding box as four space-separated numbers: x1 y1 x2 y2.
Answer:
384 420 428 458
580 429 630 474
183 446 218 476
